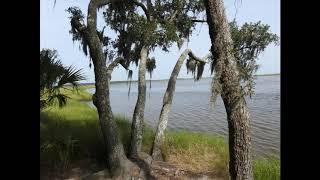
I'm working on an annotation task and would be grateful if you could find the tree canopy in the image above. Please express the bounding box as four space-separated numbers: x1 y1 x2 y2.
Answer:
104 0 205 56
230 20 279 97
184 20 279 103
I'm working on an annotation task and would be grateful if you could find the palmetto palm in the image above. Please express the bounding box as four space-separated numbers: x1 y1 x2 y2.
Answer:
40 49 85 109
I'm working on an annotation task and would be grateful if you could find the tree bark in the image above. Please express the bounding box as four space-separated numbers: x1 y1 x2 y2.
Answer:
85 0 129 176
128 1 152 158
151 49 206 160
91 58 128 176
204 0 253 179
129 46 148 157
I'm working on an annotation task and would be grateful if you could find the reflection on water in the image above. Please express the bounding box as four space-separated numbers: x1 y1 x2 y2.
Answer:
88 75 280 158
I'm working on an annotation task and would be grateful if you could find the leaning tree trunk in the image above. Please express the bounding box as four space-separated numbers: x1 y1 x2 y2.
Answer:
204 0 253 179
129 46 148 157
151 49 206 160
91 58 128 176
82 0 130 177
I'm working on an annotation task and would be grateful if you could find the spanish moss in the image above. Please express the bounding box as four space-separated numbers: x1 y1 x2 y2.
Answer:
209 53 217 75
127 70 133 97
210 56 223 110
177 37 184 50
82 38 89 56
196 61 205 80
229 20 279 98
146 57 156 89
186 57 205 81
186 58 196 75
210 74 222 109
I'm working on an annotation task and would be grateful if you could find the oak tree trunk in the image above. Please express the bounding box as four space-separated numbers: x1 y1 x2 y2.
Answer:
151 49 191 160
91 57 128 176
129 46 148 157
86 0 129 176
204 0 253 179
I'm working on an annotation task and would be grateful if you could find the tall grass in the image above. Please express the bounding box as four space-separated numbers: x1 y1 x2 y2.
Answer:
253 157 280 180
59 85 93 101
40 85 280 179
162 131 229 177
40 85 153 169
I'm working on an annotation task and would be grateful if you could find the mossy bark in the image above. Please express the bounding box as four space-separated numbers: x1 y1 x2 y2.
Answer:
151 49 207 160
83 0 129 176
129 46 148 157
151 49 191 160
204 0 253 179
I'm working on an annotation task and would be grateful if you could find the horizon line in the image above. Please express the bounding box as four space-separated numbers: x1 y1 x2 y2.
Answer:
79 73 280 84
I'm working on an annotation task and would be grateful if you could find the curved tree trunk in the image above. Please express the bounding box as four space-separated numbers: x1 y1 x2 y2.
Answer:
151 49 191 160
84 0 129 176
91 58 128 176
151 49 208 160
204 0 253 179
129 46 148 157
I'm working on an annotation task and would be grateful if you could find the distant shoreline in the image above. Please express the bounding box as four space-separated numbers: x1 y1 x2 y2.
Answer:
254 73 280 76
80 73 280 85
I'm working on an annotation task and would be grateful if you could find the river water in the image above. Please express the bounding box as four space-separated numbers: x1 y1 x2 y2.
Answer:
88 75 280 158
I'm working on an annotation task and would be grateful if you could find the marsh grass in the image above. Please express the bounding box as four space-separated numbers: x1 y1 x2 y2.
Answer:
162 131 229 177
40 85 279 179
253 157 280 180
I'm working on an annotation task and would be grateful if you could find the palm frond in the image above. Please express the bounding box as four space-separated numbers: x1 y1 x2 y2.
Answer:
40 49 86 109
47 93 70 108
57 66 85 88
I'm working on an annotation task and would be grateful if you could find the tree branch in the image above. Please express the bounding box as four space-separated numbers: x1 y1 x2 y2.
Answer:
146 0 152 10
118 57 131 71
106 57 131 76
87 0 115 31
192 19 207 23
96 0 111 7
169 10 178 22
132 0 150 21
186 49 209 63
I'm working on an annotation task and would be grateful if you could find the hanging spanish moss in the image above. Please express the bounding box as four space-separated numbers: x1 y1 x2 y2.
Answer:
187 32 190 47
210 56 223 110
67 7 89 57
196 61 205 80
127 69 133 97
208 53 217 75
82 39 89 56
210 74 222 109
148 74 152 98
186 57 205 81
97 26 106 43
177 36 184 50
146 57 156 89
186 58 196 76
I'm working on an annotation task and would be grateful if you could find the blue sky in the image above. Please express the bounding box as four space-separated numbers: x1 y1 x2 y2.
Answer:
40 0 280 83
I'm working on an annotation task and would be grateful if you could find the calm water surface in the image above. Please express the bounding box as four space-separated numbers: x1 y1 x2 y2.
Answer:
88 75 280 158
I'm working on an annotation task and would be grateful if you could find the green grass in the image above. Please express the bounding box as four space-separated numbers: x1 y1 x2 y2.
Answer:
40 85 152 168
40 85 279 179
253 157 280 180
161 131 229 175
59 85 94 101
